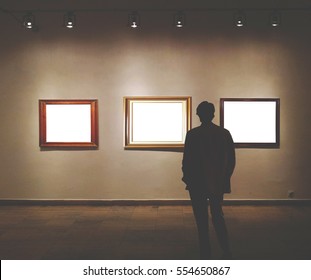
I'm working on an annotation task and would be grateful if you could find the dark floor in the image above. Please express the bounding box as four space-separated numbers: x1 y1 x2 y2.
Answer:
0 205 310 260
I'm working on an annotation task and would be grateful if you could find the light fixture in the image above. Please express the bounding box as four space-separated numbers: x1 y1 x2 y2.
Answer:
23 13 36 29
174 12 185 28
64 12 76 29
270 10 281 27
234 11 246 27
128 12 140 28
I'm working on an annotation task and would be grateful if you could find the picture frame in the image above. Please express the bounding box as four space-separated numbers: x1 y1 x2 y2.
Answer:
124 96 192 149
220 98 280 148
39 99 98 148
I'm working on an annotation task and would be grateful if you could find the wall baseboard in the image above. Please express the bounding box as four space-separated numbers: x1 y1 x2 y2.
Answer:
0 199 311 206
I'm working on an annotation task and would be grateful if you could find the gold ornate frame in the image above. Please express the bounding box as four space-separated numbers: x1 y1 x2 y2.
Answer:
124 96 192 149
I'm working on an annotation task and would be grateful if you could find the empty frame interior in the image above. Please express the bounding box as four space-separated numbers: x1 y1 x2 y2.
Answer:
39 100 98 147
220 98 280 148
124 97 191 148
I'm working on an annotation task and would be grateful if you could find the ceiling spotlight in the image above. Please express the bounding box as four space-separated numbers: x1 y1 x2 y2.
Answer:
234 11 246 27
128 12 140 28
23 13 36 29
64 12 76 29
174 12 185 28
270 11 281 27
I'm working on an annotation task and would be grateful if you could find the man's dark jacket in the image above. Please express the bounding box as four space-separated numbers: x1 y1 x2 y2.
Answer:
182 123 236 195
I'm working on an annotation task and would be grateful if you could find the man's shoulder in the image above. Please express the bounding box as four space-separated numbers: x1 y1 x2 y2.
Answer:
210 123 232 135
187 123 231 137
188 123 227 132
188 126 201 133
186 126 204 137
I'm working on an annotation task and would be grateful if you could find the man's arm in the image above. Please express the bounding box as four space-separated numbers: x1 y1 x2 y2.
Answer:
226 131 236 177
182 132 192 185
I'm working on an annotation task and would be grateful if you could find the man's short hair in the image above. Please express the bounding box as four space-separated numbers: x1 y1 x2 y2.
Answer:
196 101 215 121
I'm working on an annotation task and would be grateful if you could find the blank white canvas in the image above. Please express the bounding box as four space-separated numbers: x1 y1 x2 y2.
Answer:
131 102 184 143
223 101 276 143
46 104 91 142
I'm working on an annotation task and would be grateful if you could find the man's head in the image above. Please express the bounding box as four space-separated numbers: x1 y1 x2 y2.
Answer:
196 101 215 124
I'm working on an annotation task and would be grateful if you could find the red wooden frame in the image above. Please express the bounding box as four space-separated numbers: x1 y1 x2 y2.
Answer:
39 99 98 148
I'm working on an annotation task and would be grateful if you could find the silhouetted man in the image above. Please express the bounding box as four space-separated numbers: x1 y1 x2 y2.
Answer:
182 101 235 259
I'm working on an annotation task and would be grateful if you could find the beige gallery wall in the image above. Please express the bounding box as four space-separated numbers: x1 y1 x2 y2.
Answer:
0 0 311 200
